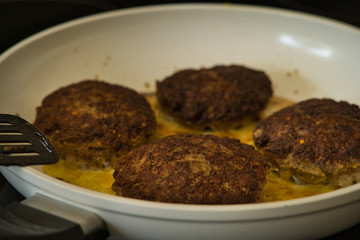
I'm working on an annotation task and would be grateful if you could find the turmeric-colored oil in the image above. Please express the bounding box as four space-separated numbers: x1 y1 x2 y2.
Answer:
43 95 336 202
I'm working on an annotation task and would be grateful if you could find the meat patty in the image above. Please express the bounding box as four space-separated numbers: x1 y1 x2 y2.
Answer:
112 134 269 204
253 98 360 186
156 65 273 129
34 80 157 167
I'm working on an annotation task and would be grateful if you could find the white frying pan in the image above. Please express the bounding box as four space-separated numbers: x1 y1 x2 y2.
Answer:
1 4 360 240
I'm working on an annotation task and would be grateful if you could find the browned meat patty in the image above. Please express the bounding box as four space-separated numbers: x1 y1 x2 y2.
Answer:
34 80 157 167
156 65 273 129
112 134 269 204
253 98 360 187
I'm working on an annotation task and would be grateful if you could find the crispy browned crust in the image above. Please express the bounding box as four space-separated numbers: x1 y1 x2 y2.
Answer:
112 134 269 204
156 65 273 129
253 98 360 186
34 80 157 167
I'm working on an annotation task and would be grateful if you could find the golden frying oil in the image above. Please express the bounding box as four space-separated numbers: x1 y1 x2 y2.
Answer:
43 95 336 202
43 159 115 195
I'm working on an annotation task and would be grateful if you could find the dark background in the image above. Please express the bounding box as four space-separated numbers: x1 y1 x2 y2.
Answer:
0 1 360 239
0 0 359 54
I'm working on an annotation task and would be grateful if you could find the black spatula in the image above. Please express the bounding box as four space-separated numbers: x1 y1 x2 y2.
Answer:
0 114 58 165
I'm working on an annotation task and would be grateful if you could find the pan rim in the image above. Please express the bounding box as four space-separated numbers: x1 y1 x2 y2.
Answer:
1 2 360 223
2 164 360 221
